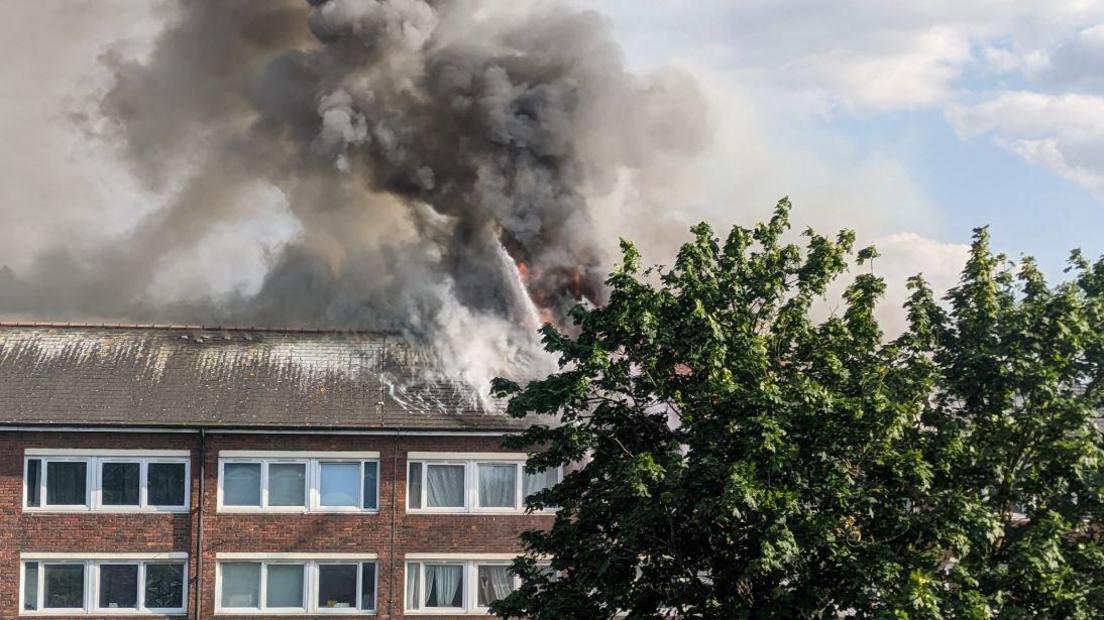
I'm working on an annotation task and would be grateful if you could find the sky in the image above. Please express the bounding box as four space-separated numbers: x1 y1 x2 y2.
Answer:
1 0 1103 333
579 0 1104 267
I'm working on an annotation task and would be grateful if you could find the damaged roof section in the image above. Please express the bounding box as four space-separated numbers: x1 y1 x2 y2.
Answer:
0 323 526 431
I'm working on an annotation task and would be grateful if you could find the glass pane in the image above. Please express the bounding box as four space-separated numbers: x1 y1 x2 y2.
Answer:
220 563 260 608
101 463 141 506
46 461 87 505
478 565 515 607
362 462 378 510
360 563 376 611
148 463 187 507
407 463 422 509
317 564 358 609
24 562 38 610
268 463 306 507
266 564 305 609
524 468 559 499
26 459 41 507
425 564 464 608
479 464 517 508
44 564 84 609
98 564 138 609
319 463 360 507
145 563 184 609
223 463 261 507
406 562 420 610
426 464 465 508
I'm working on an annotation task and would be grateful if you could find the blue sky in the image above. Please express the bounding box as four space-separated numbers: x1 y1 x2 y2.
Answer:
578 0 1104 282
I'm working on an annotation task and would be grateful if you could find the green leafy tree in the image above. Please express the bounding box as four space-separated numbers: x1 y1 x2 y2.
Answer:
491 199 1104 619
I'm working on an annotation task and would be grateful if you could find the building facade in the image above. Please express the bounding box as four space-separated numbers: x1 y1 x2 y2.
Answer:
0 324 553 619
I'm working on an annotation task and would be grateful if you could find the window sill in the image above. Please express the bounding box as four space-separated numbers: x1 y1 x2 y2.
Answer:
214 611 375 616
406 510 556 516
216 508 381 515
21 611 186 617
23 507 189 514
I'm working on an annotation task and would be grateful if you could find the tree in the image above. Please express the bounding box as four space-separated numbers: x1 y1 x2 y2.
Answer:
490 199 1104 619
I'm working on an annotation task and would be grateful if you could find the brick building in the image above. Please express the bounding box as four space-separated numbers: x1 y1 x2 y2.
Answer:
0 324 555 618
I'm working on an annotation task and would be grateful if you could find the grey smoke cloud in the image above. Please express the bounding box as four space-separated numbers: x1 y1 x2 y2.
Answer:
0 0 709 385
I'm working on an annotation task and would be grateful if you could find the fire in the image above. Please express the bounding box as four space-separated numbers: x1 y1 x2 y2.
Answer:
516 261 532 285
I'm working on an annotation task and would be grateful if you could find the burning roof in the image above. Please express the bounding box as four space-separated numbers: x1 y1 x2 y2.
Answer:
0 323 529 431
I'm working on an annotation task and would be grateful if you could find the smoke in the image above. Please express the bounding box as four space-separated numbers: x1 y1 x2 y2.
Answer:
0 0 708 391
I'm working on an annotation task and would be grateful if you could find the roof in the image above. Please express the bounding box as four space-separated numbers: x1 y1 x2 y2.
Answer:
0 323 527 432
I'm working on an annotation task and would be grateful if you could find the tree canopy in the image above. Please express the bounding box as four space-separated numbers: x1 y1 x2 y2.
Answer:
491 199 1104 619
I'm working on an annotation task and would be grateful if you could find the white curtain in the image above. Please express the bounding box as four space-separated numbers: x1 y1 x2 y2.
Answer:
406 563 421 609
265 564 304 608
524 468 559 499
427 465 464 507
478 565 514 606
223 463 261 506
220 563 260 608
479 465 516 507
268 464 306 507
425 564 463 608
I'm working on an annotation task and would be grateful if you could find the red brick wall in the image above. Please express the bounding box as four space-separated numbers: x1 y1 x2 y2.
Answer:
1 431 552 619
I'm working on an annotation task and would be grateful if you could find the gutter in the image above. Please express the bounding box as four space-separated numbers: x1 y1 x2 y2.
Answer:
0 424 515 436
192 428 206 619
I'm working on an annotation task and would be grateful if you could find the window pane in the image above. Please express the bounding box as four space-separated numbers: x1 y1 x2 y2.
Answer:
426 464 465 508
524 468 559 499
425 564 464 608
406 562 420 610
268 463 306 507
101 463 141 506
145 563 184 610
223 463 261 507
24 562 38 610
26 459 41 507
317 564 358 609
148 463 187 507
220 563 260 608
360 563 376 611
98 564 138 609
479 464 517 508
362 462 378 510
478 565 515 607
407 462 422 509
319 463 360 507
44 564 84 609
46 461 87 505
266 564 304 609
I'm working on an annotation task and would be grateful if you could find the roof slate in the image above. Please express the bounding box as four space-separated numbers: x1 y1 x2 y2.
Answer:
0 324 527 431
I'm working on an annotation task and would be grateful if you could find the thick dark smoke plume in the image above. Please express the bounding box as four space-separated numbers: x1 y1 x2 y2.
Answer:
0 0 708 386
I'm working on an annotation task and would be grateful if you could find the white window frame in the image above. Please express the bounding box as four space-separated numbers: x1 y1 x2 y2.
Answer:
23 450 190 513
404 554 523 616
216 451 380 514
406 453 561 515
19 553 188 616
213 554 378 615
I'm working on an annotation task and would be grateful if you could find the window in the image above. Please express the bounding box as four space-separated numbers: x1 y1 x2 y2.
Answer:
406 453 561 513
215 556 377 614
217 453 380 513
406 557 521 614
23 451 189 512
223 463 262 507
20 555 188 615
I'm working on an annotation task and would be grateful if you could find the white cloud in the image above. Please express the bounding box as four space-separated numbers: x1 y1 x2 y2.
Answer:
947 91 1104 195
580 0 1104 114
871 232 970 336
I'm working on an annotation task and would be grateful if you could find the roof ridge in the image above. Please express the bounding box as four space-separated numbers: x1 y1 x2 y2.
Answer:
0 321 401 336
